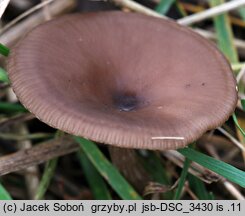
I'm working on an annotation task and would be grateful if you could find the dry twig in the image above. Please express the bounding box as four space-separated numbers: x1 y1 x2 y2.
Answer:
0 0 54 34
0 0 77 46
0 0 10 18
162 150 220 184
0 136 79 176
178 0 245 26
111 0 245 52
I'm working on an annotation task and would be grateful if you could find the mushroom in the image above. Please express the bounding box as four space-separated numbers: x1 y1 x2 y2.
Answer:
7 11 237 150
7 11 237 190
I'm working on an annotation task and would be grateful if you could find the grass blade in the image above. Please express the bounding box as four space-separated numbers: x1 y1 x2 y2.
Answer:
0 43 9 57
0 102 27 113
0 67 9 83
188 174 213 200
175 1 188 17
238 7 245 20
139 151 173 199
241 99 245 110
78 150 112 200
232 113 245 137
0 183 12 200
140 151 170 185
155 0 175 15
173 157 191 199
35 158 58 200
232 63 245 72
178 147 245 187
209 0 238 63
75 137 142 200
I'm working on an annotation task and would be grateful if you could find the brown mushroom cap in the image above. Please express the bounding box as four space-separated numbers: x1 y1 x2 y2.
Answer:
7 11 237 150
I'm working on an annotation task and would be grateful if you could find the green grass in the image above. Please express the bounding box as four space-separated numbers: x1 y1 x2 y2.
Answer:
140 151 170 185
173 157 191 199
231 63 245 72
238 7 245 20
35 158 58 200
209 0 239 63
0 183 12 200
178 147 245 188
241 99 245 111
188 174 213 200
0 43 9 57
78 150 112 200
155 0 176 15
232 113 245 137
0 102 27 113
139 151 173 199
0 67 9 83
75 137 142 200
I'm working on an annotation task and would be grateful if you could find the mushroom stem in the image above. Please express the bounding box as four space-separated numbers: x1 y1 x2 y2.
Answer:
108 146 151 193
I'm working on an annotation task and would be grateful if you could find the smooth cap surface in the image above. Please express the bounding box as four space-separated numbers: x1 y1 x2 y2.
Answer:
7 11 238 150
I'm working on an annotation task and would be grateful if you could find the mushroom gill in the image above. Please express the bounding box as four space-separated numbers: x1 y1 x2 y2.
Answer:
7 11 237 150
